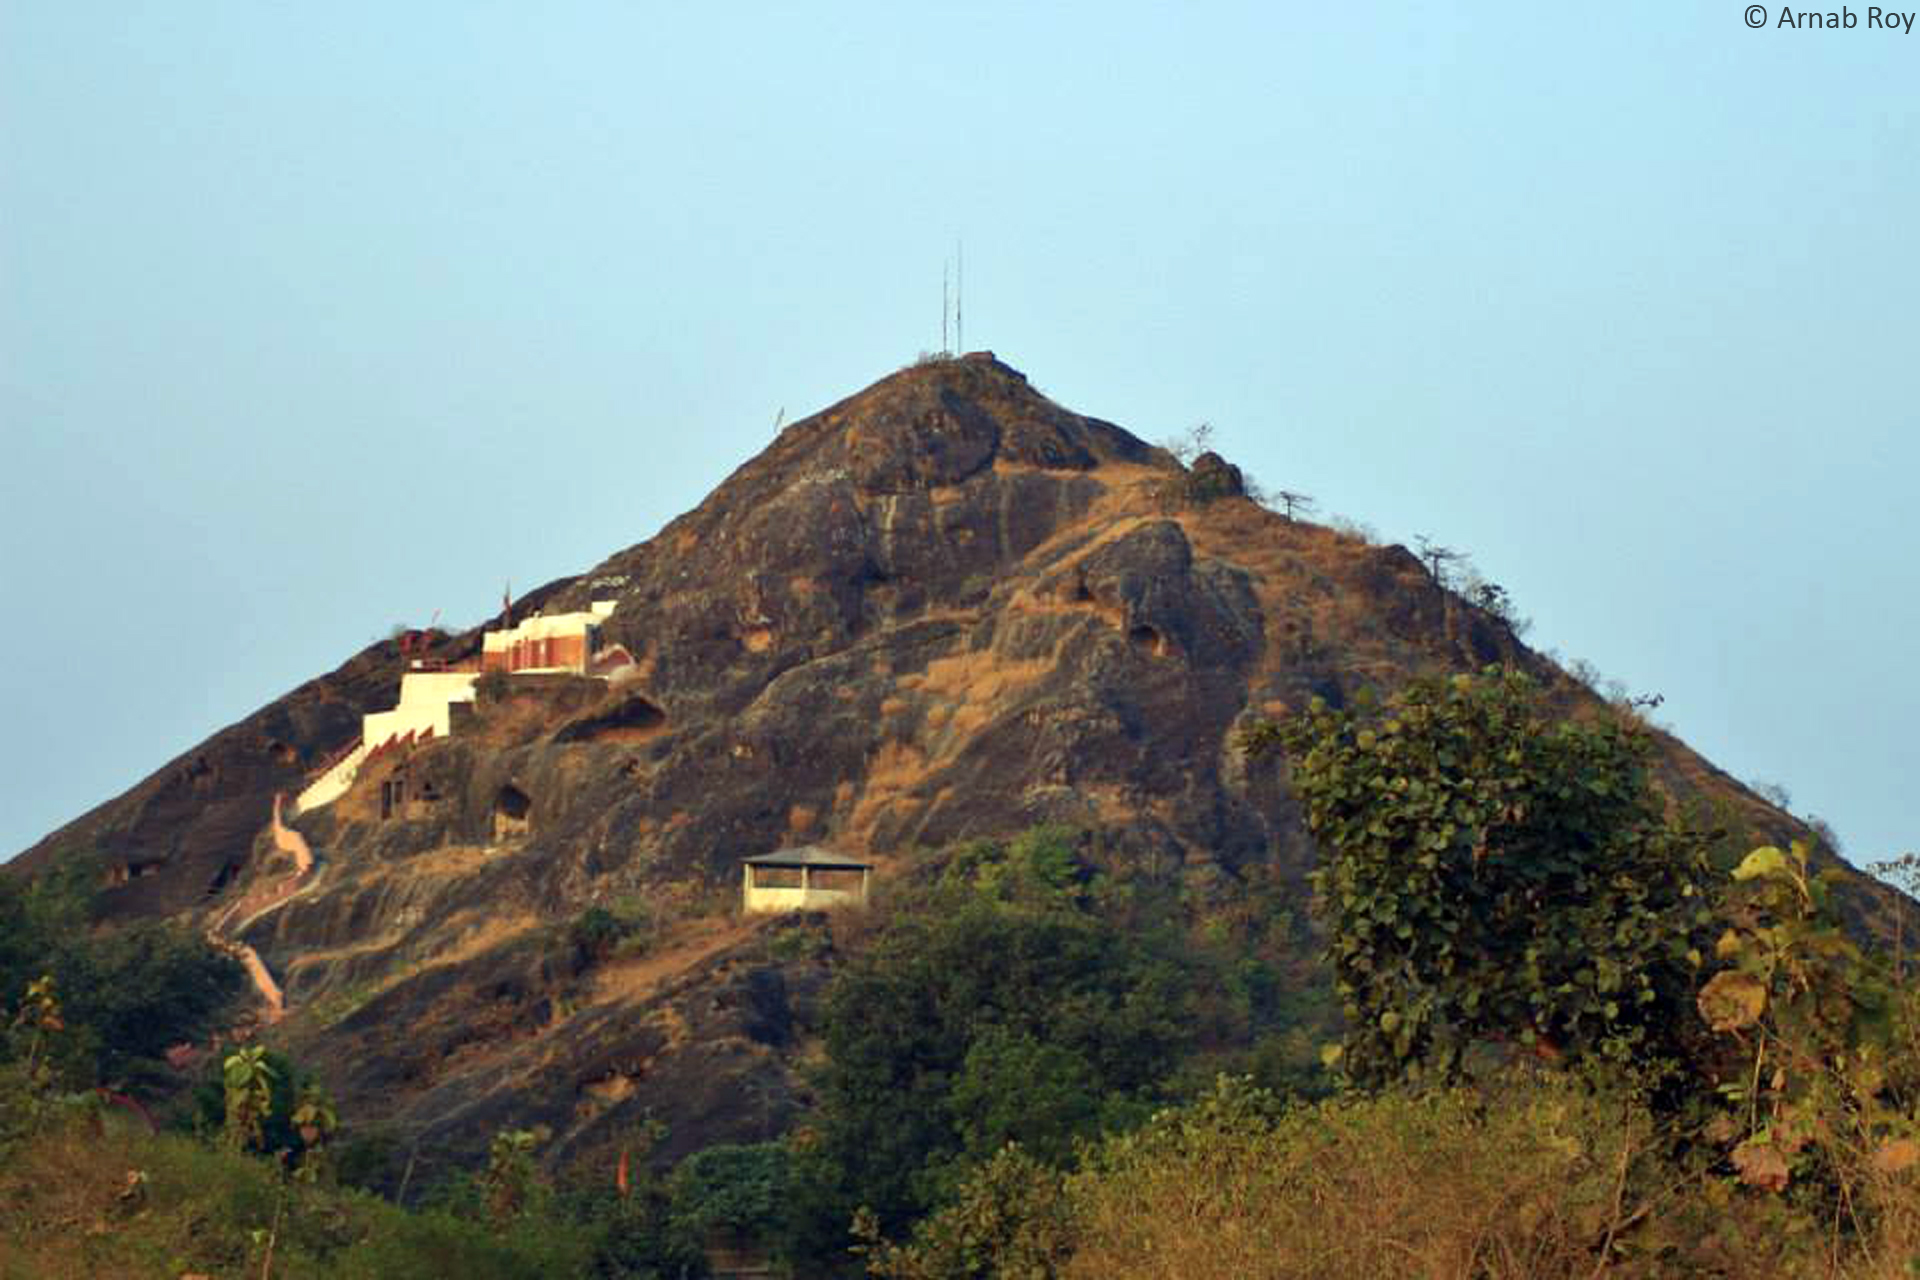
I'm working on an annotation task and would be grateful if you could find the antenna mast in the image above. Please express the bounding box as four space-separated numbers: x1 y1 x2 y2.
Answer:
942 261 950 354
956 240 964 354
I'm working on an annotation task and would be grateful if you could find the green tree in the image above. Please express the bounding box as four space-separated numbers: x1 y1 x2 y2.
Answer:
946 1028 1101 1167
64 922 245 1078
853 1144 1074 1280
289 1081 339 1182
0 853 242 1085
222 1045 277 1152
483 1128 542 1226
790 836 1198 1253
1243 667 1711 1089
669 1141 791 1243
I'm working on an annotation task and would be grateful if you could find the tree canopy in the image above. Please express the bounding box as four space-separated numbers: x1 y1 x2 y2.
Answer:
1244 667 1712 1088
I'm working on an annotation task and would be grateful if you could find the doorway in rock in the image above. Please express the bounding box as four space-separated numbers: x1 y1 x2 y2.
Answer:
493 783 532 842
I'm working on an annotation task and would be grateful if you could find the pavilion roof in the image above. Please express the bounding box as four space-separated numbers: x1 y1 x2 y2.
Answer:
741 845 872 870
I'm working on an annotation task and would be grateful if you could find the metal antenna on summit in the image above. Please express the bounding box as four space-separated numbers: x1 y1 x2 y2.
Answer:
942 260 950 354
956 240 964 353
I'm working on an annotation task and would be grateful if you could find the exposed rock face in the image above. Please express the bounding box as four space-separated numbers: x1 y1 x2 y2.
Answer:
8 351 1839 1176
12 644 395 915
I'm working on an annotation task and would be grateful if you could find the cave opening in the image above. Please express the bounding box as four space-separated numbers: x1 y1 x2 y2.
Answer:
557 694 668 744
1128 623 1169 657
493 783 533 842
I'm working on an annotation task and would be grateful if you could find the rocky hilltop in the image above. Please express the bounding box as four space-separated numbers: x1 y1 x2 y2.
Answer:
10 352 1841 1183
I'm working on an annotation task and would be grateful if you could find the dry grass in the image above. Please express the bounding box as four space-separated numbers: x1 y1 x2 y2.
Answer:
847 740 933 839
0 1118 581 1278
1065 1082 1648 1280
283 901 540 1029
586 913 762 1007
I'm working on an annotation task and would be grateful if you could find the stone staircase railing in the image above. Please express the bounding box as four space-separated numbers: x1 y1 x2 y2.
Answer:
295 740 368 814
206 791 316 1022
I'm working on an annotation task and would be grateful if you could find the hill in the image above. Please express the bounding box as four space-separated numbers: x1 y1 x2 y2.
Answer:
7 352 1860 1187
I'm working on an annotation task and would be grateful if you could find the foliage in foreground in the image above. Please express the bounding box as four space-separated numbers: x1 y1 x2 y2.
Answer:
1244 667 1713 1090
784 826 1247 1260
865 1066 1920 1279
0 856 241 1088
860 1073 1662 1279
1066 1074 1651 1280
851 670 1920 1279
0 1116 590 1280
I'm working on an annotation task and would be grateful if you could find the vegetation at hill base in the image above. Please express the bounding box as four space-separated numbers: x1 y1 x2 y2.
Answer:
9 665 1920 1276
0 854 241 1094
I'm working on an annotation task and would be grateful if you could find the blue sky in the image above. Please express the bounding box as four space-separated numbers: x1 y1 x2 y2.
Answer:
3 2 1914 862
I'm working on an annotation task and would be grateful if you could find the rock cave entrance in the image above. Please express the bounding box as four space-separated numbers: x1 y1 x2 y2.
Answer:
1128 623 1170 658
555 694 668 744
605 696 665 735
493 783 533 842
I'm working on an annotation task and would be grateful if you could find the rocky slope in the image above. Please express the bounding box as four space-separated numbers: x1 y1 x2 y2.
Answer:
9 352 1849 1185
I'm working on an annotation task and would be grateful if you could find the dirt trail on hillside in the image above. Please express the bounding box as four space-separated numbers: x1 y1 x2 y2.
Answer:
588 914 765 1007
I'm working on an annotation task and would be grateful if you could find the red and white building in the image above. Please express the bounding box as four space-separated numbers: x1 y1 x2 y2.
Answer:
295 600 624 813
481 601 618 674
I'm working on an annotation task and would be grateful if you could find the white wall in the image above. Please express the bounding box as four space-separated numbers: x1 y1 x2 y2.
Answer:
396 671 480 709
741 865 870 914
294 741 366 813
292 671 477 813
364 671 479 742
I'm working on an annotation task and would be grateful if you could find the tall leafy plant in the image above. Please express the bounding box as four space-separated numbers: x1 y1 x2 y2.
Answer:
1244 667 1712 1088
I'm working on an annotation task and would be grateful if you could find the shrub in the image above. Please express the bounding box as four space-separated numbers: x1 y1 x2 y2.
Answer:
856 1144 1074 1280
567 901 653 970
0 1118 589 1279
569 908 627 965
1066 1074 1648 1280
1244 668 1712 1091
670 1141 792 1241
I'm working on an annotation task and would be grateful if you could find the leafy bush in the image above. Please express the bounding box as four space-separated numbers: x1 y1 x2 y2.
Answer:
1065 1073 1649 1280
670 1141 792 1241
568 901 654 970
1686 840 1920 1271
855 1144 1074 1280
569 907 628 965
181 1045 346 1180
1244 668 1712 1091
